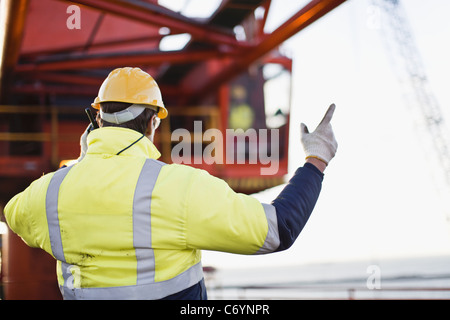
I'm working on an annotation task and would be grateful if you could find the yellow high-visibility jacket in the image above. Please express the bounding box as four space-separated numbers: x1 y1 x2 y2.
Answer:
4 127 280 299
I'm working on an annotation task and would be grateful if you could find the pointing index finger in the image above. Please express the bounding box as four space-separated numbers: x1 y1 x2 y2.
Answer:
319 103 336 126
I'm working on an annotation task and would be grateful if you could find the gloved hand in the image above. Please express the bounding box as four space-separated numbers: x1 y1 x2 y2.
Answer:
77 124 94 162
300 104 338 165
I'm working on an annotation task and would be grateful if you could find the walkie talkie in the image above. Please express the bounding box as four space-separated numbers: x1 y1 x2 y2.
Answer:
85 108 99 130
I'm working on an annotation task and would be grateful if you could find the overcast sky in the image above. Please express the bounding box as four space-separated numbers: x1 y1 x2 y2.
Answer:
202 0 450 269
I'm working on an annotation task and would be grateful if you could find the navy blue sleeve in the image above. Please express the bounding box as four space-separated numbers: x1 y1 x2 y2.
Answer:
159 279 207 300
272 163 324 251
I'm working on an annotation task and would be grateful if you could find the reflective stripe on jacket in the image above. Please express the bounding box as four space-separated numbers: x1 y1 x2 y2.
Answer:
4 127 279 299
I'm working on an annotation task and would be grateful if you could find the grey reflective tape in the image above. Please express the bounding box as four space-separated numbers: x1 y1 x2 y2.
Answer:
100 105 146 124
255 203 280 254
100 104 158 124
45 165 74 262
61 261 204 300
133 159 165 284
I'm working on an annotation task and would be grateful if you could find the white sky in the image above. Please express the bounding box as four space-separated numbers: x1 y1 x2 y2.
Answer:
202 0 450 269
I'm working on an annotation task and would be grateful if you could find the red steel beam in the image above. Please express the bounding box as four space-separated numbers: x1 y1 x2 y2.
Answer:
0 0 29 103
189 0 347 102
22 72 104 86
21 34 171 59
257 0 272 40
63 0 245 49
11 83 99 96
11 82 182 97
15 49 224 72
18 72 183 96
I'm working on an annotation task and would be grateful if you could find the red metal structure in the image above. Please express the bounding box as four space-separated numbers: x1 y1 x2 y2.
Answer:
0 0 347 299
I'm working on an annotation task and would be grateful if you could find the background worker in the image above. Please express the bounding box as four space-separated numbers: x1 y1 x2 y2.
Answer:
3 67 337 300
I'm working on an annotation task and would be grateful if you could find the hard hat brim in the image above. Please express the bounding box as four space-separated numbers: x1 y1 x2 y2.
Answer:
91 101 168 119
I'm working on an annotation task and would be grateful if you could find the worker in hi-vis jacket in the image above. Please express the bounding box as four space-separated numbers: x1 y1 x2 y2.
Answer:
4 67 338 300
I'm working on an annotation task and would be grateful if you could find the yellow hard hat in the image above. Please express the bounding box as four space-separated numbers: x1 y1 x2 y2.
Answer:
91 67 168 119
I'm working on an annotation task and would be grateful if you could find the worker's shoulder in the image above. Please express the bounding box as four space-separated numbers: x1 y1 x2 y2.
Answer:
161 162 231 192
9 168 58 205
35 167 67 193
160 161 215 181
30 168 58 187
161 161 205 174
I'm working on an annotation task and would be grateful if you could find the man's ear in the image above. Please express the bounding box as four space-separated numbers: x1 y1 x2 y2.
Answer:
145 114 157 136
95 111 102 127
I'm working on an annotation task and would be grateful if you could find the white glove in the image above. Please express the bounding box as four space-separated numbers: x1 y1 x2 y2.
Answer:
77 124 93 162
300 104 338 165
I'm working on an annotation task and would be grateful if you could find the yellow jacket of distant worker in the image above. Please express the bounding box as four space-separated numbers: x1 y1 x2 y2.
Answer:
4 127 280 299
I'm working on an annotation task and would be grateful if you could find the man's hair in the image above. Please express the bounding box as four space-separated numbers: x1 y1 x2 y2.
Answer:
99 102 156 135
